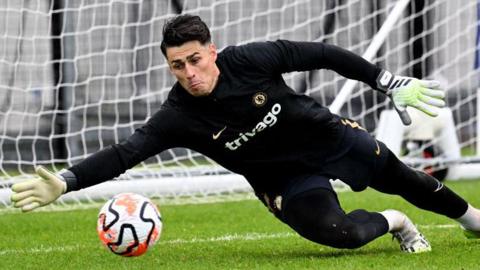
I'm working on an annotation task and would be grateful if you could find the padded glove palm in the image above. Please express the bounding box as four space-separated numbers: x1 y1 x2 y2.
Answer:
10 166 66 212
376 70 445 125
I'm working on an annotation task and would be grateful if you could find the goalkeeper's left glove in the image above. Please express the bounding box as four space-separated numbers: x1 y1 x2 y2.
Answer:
10 166 66 212
376 70 446 125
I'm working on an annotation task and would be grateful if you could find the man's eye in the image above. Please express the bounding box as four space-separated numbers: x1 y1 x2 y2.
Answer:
190 58 200 64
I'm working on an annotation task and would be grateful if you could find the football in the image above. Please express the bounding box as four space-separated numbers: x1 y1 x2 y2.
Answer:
97 193 163 256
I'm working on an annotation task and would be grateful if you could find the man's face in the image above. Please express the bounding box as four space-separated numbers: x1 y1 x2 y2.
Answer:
166 41 219 97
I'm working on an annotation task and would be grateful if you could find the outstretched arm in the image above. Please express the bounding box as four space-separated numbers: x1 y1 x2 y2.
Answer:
10 108 176 212
236 40 445 124
234 40 381 88
67 124 167 191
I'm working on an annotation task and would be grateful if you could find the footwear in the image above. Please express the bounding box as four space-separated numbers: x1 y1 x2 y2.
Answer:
392 231 431 253
391 213 431 253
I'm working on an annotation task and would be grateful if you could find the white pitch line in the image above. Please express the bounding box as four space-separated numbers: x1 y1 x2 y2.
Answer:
0 232 297 256
0 224 460 256
418 224 457 229
162 232 297 245
0 244 86 256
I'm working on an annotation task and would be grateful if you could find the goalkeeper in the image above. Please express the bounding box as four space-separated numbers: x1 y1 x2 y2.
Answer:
11 14 480 253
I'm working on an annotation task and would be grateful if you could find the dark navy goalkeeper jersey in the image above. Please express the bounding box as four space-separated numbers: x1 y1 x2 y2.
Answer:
68 40 382 194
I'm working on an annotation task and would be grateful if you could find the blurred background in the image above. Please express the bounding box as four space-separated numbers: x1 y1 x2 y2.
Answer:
0 0 478 182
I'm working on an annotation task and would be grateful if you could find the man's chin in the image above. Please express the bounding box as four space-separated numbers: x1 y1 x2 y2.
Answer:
187 87 211 97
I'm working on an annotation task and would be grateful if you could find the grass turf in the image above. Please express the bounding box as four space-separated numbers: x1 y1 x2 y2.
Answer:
1 180 480 270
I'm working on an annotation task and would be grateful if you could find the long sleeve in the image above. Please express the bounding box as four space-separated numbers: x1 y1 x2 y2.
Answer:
232 40 382 90
67 107 177 191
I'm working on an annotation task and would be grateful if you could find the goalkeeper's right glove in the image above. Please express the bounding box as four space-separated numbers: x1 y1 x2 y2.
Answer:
10 166 66 212
376 70 446 125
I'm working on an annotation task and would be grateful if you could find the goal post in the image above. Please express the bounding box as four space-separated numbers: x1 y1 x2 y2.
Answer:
1 0 480 208
329 0 411 114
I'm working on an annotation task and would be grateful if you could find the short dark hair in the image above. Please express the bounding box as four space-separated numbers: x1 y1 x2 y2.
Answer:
161 14 211 56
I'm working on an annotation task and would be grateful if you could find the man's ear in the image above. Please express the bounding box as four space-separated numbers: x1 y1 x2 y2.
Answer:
208 43 217 61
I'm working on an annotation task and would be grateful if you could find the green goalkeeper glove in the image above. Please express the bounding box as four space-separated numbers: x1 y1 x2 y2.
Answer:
10 166 66 212
376 70 446 125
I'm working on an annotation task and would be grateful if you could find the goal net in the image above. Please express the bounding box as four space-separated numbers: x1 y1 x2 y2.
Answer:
1 0 479 208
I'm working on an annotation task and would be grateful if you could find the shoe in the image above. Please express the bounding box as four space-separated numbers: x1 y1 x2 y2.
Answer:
462 227 480 239
391 213 431 253
392 231 431 253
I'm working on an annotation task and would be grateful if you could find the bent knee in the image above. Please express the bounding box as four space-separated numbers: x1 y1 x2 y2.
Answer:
293 223 372 249
340 227 371 249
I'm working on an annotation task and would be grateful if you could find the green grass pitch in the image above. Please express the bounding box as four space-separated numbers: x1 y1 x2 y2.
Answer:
1 180 480 270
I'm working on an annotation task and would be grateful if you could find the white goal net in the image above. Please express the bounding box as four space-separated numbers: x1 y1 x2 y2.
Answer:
1 0 480 208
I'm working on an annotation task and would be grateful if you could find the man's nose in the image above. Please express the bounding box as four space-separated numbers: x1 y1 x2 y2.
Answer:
185 64 195 79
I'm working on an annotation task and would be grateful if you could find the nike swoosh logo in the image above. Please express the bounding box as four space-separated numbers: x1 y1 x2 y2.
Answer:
433 181 444 192
212 126 227 140
374 140 381 155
